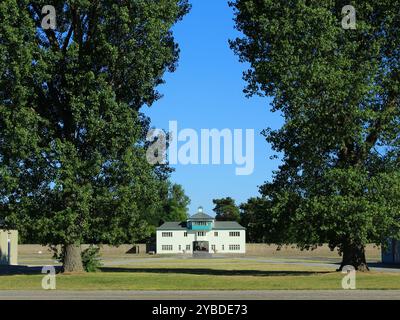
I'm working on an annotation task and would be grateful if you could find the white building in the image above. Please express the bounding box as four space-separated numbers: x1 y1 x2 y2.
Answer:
156 207 246 254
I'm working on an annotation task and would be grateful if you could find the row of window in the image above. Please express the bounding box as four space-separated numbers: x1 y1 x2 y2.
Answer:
162 232 173 237
162 245 191 251
162 231 241 237
161 245 241 251
193 221 208 226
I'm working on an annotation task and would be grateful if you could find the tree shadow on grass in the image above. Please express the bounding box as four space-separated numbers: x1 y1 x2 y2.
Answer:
0 265 62 276
367 262 400 270
99 267 332 277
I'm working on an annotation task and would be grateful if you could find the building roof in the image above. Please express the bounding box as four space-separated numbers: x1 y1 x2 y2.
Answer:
213 221 245 230
157 220 245 231
157 221 187 230
188 206 214 220
189 212 214 220
156 206 246 231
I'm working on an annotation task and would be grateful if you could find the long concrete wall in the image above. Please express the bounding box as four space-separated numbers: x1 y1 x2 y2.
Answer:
18 244 148 256
245 243 381 260
17 243 381 260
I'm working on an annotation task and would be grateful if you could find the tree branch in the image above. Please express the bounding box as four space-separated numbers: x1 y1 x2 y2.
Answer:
360 71 399 161
62 24 74 54
86 1 99 49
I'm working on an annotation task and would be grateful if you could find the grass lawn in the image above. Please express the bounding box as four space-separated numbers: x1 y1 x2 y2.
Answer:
0 259 399 290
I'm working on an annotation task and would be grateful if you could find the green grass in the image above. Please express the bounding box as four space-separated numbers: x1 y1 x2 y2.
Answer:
1 259 399 290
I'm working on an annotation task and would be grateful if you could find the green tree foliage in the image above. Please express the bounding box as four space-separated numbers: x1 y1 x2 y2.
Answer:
240 196 298 244
213 197 240 222
0 0 189 272
147 182 190 226
163 183 191 222
240 197 278 243
81 245 102 273
239 198 265 243
230 0 400 270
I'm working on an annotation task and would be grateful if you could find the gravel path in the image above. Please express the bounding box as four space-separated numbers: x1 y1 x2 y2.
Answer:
100 256 400 273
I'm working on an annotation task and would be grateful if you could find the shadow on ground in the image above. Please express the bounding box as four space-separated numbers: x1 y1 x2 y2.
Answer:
2 263 396 277
0 265 62 276
99 267 332 276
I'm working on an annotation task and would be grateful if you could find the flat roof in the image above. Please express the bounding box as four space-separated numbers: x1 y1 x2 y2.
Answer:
213 221 246 230
157 222 187 230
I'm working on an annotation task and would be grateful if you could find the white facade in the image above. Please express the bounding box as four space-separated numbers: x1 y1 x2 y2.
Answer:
156 207 246 254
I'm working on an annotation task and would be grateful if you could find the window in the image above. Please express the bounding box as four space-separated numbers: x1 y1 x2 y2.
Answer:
195 221 208 226
162 232 173 237
222 245 224 251
229 245 240 251
186 245 190 251
214 232 218 237
184 232 188 237
162 245 173 251
229 231 240 237
211 245 216 251
197 231 205 236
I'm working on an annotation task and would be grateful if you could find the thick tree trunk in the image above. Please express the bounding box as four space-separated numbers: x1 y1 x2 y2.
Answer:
63 244 84 273
338 243 369 272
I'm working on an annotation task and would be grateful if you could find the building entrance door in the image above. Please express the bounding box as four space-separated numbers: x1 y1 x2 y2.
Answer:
193 241 209 252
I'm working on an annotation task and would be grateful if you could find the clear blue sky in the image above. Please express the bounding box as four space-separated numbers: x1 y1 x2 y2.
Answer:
144 0 283 216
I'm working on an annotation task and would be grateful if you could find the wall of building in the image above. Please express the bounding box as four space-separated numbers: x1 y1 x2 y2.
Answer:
156 229 246 254
207 230 246 254
157 230 195 253
0 230 18 265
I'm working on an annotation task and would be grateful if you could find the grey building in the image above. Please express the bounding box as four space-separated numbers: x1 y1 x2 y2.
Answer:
0 219 18 265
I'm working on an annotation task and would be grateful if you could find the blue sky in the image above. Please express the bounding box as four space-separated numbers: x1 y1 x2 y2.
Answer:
144 0 283 216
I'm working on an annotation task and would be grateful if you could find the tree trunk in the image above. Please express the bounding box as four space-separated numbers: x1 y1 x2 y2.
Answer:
63 244 84 273
338 243 369 272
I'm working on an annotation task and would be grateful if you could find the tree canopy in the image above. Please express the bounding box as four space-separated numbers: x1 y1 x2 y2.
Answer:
163 183 191 222
212 197 241 222
147 182 190 227
230 0 400 270
0 0 189 271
